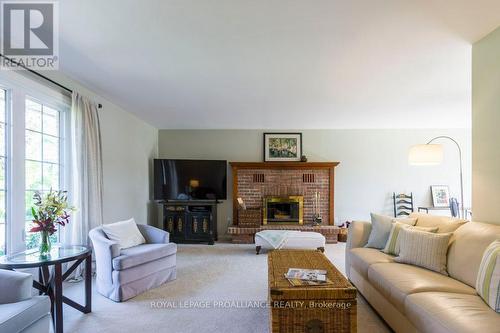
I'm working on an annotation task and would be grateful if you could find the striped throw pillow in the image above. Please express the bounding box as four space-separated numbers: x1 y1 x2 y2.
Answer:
476 240 500 312
382 222 439 256
394 228 452 275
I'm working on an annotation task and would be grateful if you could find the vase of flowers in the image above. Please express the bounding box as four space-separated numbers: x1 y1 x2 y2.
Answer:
29 190 73 257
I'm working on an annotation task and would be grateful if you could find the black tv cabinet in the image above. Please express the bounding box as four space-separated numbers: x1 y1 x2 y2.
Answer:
161 200 218 245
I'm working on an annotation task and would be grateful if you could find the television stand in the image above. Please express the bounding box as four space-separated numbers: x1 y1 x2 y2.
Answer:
161 200 218 245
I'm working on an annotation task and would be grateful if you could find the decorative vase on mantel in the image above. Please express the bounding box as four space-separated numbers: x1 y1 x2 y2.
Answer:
39 230 52 257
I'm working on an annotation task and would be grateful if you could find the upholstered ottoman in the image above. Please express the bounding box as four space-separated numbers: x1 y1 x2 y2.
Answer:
255 230 326 254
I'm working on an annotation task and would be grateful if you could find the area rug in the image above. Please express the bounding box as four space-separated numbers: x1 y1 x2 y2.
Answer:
63 243 390 333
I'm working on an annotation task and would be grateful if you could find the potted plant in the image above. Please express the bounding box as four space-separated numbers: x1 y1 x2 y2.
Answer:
29 190 74 256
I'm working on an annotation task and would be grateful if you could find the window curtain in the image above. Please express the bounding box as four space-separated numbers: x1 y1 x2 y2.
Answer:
63 92 104 280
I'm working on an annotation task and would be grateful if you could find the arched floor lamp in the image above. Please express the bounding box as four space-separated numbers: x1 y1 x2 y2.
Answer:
408 136 464 218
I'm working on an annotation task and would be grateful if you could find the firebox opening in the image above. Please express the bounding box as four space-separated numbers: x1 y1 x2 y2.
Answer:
263 196 304 225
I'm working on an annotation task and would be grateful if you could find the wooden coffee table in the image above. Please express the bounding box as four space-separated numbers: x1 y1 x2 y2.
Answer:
268 250 357 333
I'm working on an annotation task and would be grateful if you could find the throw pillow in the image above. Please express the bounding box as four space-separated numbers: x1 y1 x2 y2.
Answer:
383 222 439 256
102 218 146 249
365 213 417 249
476 240 500 312
395 228 452 275
409 212 467 233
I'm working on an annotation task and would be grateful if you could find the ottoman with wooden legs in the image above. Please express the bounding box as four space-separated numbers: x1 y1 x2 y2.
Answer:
255 230 326 254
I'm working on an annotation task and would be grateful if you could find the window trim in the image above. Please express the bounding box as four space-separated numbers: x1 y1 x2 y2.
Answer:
0 86 11 256
0 72 70 254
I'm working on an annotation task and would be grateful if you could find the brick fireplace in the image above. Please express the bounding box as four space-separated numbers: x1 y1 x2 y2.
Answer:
228 162 340 243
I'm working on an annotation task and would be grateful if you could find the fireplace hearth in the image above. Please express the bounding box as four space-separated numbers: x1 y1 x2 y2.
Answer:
263 196 303 225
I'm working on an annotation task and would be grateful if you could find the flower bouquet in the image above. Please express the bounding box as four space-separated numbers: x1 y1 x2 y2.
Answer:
29 189 74 256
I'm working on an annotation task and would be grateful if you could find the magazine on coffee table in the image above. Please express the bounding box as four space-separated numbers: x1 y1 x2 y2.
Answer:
286 268 327 281
284 268 334 286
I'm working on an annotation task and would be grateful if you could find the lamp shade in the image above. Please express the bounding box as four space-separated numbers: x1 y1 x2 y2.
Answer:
408 144 443 165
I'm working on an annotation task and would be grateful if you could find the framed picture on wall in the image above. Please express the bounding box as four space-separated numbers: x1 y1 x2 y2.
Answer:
431 185 450 207
263 133 302 162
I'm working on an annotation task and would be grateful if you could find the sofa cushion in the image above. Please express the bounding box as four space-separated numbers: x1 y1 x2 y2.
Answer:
112 254 177 285
349 248 395 278
367 263 476 310
0 296 50 333
409 212 467 233
405 292 500 333
102 218 146 249
112 243 177 271
447 221 500 288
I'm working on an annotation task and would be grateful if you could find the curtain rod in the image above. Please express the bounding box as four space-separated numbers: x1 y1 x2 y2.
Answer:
0 53 102 109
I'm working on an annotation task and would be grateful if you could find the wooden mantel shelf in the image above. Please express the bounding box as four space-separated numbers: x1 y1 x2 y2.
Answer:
229 162 340 169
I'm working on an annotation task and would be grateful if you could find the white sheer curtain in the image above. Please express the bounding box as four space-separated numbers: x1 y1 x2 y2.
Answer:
63 92 104 279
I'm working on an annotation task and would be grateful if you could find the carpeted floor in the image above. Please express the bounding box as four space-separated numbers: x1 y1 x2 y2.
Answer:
63 243 391 333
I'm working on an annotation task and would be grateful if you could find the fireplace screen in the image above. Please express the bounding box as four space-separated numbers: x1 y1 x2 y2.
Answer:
263 196 304 224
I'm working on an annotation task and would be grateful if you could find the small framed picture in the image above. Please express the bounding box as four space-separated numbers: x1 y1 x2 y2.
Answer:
431 185 450 207
263 133 302 162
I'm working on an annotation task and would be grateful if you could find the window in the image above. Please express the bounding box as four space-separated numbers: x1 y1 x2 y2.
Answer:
0 89 6 256
25 99 62 249
0 73 68 255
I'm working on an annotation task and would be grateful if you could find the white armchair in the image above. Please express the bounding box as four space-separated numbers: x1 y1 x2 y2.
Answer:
89 224 177 302
0 269 52 333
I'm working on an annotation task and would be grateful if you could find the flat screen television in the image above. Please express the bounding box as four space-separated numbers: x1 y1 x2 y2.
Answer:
154 159 227 201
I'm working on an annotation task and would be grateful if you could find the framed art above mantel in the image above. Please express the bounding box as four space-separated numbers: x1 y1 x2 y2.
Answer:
263 132 302 162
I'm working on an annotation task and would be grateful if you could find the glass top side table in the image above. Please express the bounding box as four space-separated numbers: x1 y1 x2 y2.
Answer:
0 245 92 333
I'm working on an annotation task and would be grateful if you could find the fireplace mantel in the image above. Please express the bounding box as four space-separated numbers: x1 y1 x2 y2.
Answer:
230 162 339 169
230 161 339 225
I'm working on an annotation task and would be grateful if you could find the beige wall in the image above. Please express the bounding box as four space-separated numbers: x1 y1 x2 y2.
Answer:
45 72 159 226
158 129 471 238
472 26 500 224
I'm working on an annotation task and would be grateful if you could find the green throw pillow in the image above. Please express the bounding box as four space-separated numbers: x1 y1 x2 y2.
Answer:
476 240 500 312
383 222 438 256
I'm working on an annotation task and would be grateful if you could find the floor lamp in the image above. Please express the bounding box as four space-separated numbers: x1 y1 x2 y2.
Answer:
408 136 465 218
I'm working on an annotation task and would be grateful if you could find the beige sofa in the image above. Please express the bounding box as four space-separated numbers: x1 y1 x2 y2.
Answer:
346 213 500 333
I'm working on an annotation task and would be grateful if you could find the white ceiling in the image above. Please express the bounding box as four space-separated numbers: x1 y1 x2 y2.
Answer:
58 0 500 129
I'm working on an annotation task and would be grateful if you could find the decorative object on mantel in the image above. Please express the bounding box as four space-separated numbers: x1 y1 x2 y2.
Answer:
430 185 450 208
263 132 302 162
409 136 465 218
312 191 323 225
29 190 74 257
300 155 308 162
393 192 414 217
